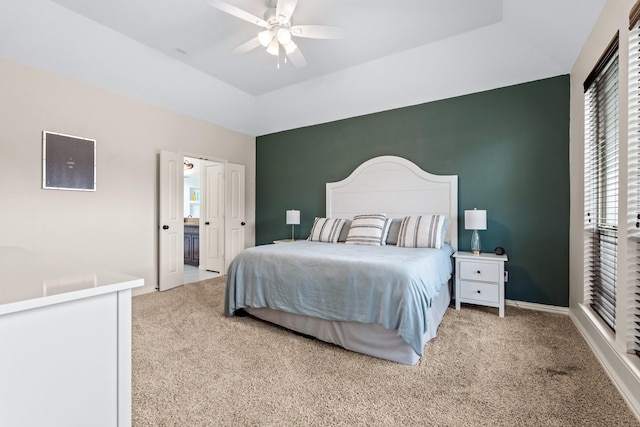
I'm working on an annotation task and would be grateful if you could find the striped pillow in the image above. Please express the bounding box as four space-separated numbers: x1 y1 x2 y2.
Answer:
397 215 448 249
307 217 346 243
345 214 388 246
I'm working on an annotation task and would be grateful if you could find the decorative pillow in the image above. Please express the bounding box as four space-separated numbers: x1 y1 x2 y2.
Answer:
384 218 403 245
397 215 448 249
345 214 388 246
337 219 352 242
307 217 346 243
380 217 392 246
440 217 450 246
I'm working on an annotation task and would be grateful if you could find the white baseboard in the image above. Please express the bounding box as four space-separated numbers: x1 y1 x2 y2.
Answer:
505 300 639 421
570 304 640 422
505 299 569 315
132 286 157 297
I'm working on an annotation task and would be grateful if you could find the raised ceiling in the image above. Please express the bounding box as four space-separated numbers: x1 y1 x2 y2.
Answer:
51 0 504 96
1 0 607 135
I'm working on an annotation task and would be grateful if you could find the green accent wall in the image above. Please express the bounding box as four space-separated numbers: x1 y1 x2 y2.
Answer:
256 75 570 307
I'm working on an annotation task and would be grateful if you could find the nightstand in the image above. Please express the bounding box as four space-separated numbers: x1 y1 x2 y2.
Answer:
273 239 299 244
453 251 508 317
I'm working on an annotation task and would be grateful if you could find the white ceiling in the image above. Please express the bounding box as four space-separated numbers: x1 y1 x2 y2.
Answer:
1 0 607 136
50 0 505 96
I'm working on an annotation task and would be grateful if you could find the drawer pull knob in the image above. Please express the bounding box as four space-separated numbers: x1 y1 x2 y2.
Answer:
477 290 481 294
476 270 481 274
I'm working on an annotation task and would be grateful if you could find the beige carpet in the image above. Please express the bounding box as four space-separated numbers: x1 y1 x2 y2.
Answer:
132 277 639 426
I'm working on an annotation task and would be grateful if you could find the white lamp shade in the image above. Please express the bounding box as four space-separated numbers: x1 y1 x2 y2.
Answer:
464 209 487 230
277 28 292 44
283 40 297 54
258 30 274 47
266 39 279 55
286 210 300 225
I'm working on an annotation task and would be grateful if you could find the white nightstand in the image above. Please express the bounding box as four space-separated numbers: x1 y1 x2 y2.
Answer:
453 251 508 317
273 239 299 244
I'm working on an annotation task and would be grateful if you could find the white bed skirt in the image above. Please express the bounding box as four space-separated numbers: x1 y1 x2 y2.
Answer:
245 282 451 366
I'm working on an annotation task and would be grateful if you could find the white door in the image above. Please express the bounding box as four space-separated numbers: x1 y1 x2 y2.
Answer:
224 163 245 272
159 150 184 291
204 163 225 273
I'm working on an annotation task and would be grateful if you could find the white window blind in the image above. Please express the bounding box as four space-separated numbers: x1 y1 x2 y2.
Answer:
630 8 640 357
584 33 619 332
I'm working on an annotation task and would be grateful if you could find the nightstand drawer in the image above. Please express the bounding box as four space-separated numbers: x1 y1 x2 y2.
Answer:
459 261 500 282
459 280 499 304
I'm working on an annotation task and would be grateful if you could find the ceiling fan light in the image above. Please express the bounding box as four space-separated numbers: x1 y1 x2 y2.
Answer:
284 40 297 54
266 39 280 56
258 30 273 47
277 28 291 44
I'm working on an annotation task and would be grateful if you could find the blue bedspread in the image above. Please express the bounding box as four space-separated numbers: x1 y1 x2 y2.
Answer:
225 241 453 356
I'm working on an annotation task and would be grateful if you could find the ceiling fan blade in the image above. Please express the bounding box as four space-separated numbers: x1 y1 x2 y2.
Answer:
276 0 298 24
205 0 268 28
290 25 345 39
286 46 307 67
231 37 262 54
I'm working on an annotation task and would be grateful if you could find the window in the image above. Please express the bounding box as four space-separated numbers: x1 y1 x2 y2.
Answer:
630 4 640 357
584 33 619 332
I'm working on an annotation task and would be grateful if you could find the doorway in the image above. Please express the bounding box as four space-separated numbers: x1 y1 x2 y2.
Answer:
159 150 246 292
183 156 221 284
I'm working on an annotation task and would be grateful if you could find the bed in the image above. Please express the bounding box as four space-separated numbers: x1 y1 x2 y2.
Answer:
225 155 458 365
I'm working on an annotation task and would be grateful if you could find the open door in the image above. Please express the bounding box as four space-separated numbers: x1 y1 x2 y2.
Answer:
203 163 225 273
225 162 246 272
158 150 184 291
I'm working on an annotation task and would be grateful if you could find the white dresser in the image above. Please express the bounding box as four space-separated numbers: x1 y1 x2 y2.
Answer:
0 247 143 427
453 251 508 317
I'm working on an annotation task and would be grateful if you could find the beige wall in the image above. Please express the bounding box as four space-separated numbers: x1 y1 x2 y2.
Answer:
569 0 640 418
0 58 255 294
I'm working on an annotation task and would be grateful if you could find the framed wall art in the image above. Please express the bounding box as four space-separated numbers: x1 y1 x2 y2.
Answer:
42 131 96 191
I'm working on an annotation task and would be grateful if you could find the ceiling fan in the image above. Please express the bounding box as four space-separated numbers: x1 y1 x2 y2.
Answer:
206 0 345 68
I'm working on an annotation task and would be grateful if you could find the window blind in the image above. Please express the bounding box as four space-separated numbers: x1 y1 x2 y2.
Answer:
630 10 640 357
584 33 619 332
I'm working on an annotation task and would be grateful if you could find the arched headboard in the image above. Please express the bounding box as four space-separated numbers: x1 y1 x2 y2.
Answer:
326 156 458 250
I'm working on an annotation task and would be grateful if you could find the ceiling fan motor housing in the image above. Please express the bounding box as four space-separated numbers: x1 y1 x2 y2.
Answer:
262 8 293 45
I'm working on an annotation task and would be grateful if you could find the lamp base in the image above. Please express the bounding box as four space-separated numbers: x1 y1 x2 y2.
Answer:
470 230 481 255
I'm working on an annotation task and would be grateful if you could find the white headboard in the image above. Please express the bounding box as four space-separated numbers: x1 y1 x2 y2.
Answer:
326 156 458 251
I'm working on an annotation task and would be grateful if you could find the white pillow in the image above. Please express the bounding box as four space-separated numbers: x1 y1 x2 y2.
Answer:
397 215 448 249
307 217 346 243
345 214 388 246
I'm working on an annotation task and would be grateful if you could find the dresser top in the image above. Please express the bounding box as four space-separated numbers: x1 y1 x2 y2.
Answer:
0 247 143 315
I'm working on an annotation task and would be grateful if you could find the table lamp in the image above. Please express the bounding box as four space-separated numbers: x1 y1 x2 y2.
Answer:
286 209 300 241
464 208 487 255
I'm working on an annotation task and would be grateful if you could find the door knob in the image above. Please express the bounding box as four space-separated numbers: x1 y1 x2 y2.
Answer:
162 225 169 230
241 222 246 226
